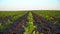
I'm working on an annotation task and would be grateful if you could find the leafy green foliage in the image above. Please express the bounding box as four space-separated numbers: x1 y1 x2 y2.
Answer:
0 23 4 32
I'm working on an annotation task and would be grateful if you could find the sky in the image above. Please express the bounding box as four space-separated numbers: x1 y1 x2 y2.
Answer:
0 0 60 11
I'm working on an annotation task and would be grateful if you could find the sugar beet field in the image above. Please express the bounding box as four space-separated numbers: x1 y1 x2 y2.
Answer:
0 10 60 34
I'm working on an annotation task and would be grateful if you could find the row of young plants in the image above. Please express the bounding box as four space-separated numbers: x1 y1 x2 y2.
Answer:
24 12 41 34
24 12 35 34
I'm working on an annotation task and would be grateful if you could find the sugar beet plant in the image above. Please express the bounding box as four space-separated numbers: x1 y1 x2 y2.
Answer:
24 12 36 34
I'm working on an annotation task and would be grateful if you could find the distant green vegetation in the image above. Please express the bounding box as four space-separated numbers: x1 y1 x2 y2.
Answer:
0 11 27 21
33 10 60 20
0 11 27 17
